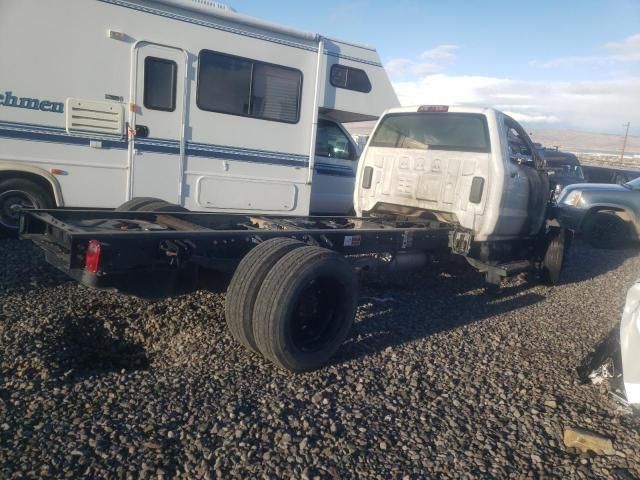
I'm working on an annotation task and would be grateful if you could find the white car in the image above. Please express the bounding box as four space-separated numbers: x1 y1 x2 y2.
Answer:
621 280 640 405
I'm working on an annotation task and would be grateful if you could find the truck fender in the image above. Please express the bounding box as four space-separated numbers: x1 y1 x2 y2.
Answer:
0 162 64 207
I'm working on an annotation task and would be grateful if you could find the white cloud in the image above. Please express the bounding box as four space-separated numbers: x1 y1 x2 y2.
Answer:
386 44 458 78
392 74 640 133
604 33 640 62
420 44 459 62
530 32 640 68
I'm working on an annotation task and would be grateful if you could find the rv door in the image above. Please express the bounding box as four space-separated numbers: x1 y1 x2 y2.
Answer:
129 43 186 204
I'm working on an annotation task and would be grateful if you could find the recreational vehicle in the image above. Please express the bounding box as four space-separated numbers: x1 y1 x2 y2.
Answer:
0 0 399 233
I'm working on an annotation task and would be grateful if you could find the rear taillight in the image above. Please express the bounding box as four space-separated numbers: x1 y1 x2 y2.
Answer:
418 105 449 112
85 240 101 273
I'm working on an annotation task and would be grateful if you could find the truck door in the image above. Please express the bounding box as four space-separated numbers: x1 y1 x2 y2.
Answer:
130 43 186 204
311 119 358 214
503 117 547 236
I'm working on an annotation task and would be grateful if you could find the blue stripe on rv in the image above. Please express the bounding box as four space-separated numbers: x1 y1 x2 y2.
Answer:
0 121 356 176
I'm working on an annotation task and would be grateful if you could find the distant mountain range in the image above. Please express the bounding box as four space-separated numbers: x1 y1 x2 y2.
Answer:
527 128 640 156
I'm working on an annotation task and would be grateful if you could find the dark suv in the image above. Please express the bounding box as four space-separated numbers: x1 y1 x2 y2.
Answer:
535 146 584 199
583 164 640 185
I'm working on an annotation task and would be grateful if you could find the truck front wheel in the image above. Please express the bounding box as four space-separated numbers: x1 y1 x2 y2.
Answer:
0 178 53 236
541 228 567 285
253 246 358 372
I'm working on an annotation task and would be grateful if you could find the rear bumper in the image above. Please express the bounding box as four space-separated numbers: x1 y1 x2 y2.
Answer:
30 235 198 298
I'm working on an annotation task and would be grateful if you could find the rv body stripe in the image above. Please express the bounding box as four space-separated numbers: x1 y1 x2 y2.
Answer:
0 121 353 175
96 0 383 67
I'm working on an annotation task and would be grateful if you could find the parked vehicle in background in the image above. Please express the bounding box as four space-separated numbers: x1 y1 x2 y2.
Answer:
582 164 640 185
0 0 399 234
621 279 640 406
557 177 640 248
534 145 584 199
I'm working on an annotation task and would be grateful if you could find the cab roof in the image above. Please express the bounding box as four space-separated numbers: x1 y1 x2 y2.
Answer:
382 105 500 116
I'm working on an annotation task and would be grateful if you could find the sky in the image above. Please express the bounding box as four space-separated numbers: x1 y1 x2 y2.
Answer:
228 0 640 135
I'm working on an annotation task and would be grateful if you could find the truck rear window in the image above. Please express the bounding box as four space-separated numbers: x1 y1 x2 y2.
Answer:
370 113 491 153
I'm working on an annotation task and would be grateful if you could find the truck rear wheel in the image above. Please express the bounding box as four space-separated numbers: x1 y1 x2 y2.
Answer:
0 178 53 235
225 238 305 353
583 211 630 249
253 246 358 372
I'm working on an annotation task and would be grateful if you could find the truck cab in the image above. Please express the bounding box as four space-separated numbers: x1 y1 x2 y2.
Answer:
355 105 550 243
311 118 360 215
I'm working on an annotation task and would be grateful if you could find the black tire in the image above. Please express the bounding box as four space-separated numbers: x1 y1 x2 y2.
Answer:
0 177 53 235
115 197 163 212
225 238 305 353
253 246 358 372
583 211 630 249
542 228 566 285
137 201 189 213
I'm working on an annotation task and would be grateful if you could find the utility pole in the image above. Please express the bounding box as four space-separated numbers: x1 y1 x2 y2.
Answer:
620 122 630 164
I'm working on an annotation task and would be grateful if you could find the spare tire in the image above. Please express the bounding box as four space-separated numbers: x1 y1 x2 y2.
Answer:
115 197 163 212
137 201 189 213
253 246 358 372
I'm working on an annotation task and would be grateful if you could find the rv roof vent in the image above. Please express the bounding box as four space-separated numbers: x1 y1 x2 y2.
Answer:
65 98 124 138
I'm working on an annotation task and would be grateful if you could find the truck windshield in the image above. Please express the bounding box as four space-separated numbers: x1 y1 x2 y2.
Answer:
625 176 640 189
369 113 491 153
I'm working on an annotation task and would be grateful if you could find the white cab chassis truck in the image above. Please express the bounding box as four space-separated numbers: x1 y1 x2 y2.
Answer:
0 0 399 233
21 106 570 371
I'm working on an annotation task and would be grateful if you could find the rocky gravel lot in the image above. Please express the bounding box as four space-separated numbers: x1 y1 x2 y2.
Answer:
1 236 639 479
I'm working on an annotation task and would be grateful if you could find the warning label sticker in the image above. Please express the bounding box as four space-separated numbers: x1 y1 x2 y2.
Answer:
343 235 362 247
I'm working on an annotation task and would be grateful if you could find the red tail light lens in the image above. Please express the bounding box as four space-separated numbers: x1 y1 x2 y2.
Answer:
85 240 101 273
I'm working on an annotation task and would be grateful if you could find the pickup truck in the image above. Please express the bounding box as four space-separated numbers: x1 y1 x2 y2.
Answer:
20 105 569 372
355 105 564 262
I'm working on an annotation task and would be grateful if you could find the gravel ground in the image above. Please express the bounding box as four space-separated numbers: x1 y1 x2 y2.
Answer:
1 236 639 479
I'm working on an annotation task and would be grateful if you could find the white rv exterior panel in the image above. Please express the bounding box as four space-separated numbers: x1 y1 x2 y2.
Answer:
0 0 398 215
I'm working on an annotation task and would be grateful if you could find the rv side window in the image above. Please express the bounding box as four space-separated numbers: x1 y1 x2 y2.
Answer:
330 65 372 93
197 50 302 123
143 57 177 112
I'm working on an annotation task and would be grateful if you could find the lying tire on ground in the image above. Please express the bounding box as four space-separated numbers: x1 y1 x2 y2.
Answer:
225 238 305 353
253 245 358 372
115 197 164 212
583 211 630 249
541 227 566 285
0 177 53 236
